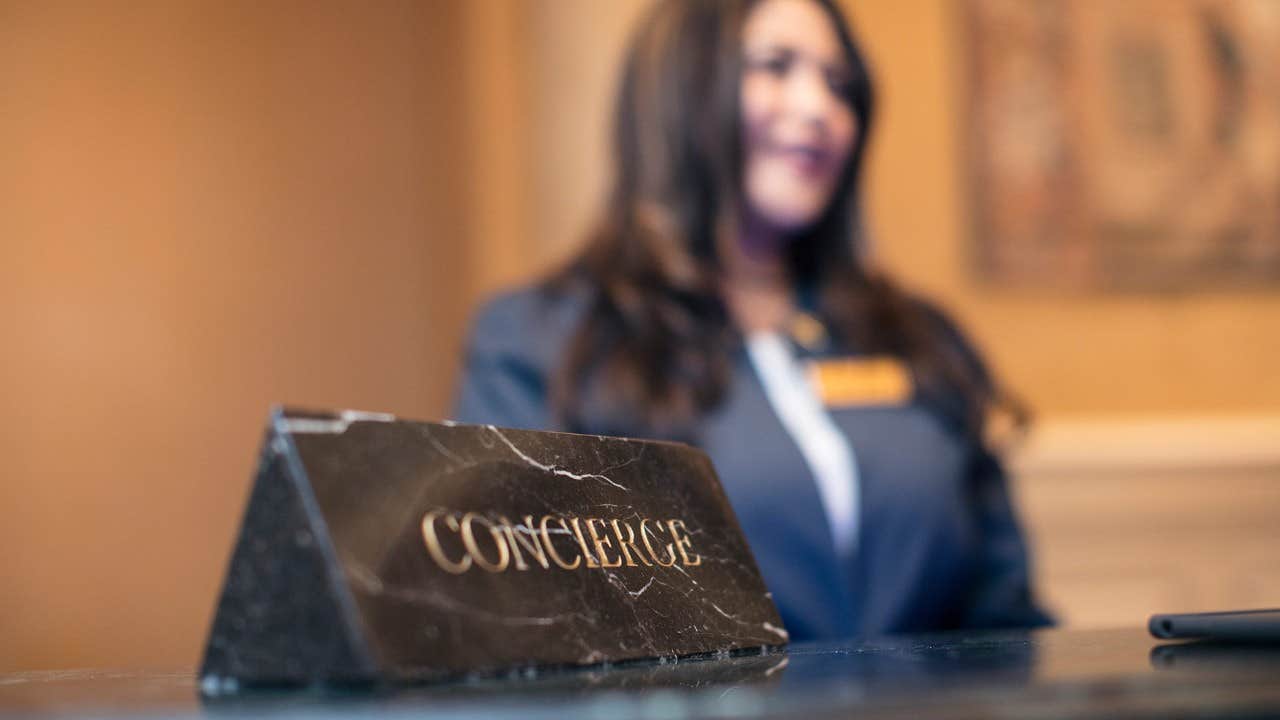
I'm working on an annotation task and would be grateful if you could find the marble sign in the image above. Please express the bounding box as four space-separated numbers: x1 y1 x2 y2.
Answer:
200 408 786 689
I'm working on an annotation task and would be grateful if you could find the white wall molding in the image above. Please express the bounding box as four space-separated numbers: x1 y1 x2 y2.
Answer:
1011 414 1280 477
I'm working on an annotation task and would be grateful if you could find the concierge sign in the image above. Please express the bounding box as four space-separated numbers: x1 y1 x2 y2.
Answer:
200 408 786 688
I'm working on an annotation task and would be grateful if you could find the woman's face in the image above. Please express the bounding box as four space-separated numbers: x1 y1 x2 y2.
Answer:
739 0 858 235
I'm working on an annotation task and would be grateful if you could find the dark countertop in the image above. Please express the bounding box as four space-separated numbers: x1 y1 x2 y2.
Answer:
5 627 1280 719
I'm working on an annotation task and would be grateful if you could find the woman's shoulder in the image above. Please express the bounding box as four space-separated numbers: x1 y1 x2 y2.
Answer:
903 294 994 386
463 278 592 371
453 279 594 428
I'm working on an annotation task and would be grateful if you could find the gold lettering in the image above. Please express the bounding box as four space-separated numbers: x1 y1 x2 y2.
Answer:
426 509 700 573
568 517 601 568
461 512 510 572
668 518 701 566
497 515 550 571
421 510 472 574
610 519 650 567
584 518 622 568
540 515 581 570
640 518 677 567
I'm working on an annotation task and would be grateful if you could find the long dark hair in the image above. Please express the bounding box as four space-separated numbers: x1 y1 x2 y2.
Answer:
549 0 1024 446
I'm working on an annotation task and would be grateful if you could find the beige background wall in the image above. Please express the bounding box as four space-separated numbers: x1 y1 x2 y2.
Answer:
3 0 1278 671
1 0 473 670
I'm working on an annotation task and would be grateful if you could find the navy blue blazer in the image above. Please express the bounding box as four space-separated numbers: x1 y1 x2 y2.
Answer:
452 285 1053 641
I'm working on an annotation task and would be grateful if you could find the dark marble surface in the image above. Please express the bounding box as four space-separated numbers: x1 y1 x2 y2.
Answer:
202 408 784 685
7 628 1280 719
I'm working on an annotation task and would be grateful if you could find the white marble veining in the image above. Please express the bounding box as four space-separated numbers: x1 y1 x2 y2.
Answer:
486 425 630 492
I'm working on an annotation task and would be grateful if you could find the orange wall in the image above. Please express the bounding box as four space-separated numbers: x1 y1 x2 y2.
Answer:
1 1 470 670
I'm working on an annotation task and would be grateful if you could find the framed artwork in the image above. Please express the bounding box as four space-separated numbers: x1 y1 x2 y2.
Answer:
964 0 1280 290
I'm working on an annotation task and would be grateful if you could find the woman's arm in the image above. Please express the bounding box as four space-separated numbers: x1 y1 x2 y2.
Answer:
961 447 1055 629
918 299 1054 629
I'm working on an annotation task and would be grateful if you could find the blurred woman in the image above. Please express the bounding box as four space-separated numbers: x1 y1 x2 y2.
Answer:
454 0 1052 640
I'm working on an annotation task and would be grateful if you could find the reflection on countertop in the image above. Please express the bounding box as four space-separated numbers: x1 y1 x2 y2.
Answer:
4 627 1280 719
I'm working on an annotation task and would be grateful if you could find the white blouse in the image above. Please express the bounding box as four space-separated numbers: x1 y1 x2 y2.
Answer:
744 332 861 557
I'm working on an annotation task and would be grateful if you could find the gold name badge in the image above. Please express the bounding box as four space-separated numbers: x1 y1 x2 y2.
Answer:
806 356 912 408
